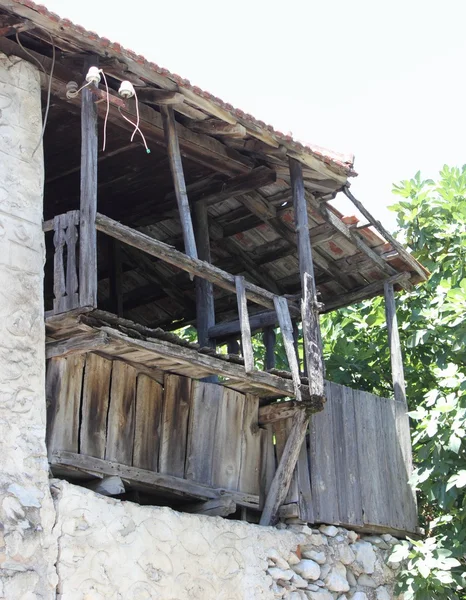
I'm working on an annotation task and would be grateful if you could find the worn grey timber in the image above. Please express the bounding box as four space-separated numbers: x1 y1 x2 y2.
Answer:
384 282 407 405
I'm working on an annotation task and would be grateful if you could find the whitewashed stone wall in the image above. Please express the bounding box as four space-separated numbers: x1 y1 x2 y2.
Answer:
0 53 57 599
52 480 401 600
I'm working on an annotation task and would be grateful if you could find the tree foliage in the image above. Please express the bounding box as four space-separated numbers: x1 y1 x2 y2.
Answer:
321 166 466 598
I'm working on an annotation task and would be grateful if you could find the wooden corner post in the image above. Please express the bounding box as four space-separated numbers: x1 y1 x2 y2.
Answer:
384 282 407 405
260 157 325 526
79 65 98 308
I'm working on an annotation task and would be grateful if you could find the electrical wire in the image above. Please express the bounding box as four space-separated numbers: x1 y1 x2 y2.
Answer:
99 69 110 152
32 32 55 157
15 32 46 74
118 106 150 153
130 88 140 142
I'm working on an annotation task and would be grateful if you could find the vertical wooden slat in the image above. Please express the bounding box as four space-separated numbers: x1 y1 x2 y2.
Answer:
79 79 98 307
160 105 198 259
259 425 276 504
235 275 254 372
194 201 215 348
212 388 245 490
302 272 325 398
263 326 276 370
308 380 339 524
394 399 418 531
273 418 299 504
46 355 85 458
185 381 220 484
273 295 302 401
105 361 137 466
64 210 79 310
53 214 66 313
159 374 192 477
296 426 314 523
238 394 262 495
384 282 407 405
80 353 112 459
133 374 163 471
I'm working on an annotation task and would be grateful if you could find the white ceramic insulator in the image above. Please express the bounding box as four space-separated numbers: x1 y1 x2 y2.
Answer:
85 66 101 84
66 81 79 99
118 80 135 99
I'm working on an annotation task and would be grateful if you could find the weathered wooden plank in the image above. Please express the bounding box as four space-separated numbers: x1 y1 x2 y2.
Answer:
46 331 110 359
259 425 276 504
79 79 98 307
308 381 339 524
105 361 137 466
185 381 221 485
331 384 363 526
137 88 185 106
190 119 246 138
46 355 85 458
209 307 300 340
132 374 163 471
384 282 407 405
263 326 276 370
343 186 428 281
258 401 299 425
182 496 237 516
355 389 386 527
274 296 302 401
52 213 66 313
296 423 314 523
273 418 299 505
160 105 198 259
235 276 254 373
212 388 245 490
80 353 113 459
238 394 262 495
51 451 219 500
96 212 291 311
159 374 192 477
394 399 418 532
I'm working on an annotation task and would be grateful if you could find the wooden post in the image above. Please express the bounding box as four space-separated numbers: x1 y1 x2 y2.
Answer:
108 238 123 317
235 275 254 372
194 202 215 348
263 327 276 370
79 67 99 308
259 158 325 526
384 282 407 405
160 105 198 259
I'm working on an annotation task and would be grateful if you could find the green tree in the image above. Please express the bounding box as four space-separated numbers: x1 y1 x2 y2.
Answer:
321 166 466 598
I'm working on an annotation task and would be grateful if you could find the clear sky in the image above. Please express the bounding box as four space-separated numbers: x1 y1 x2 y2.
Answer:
40 0 466 231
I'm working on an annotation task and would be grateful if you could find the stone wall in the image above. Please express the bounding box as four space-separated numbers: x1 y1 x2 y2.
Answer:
52 480 400 600
0 52 57 599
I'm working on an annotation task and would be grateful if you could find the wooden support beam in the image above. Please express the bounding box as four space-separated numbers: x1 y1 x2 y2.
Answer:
235 276 254 373
209 306 300 340
51 451 220 500
190 119 247 138
263 326 276 370
384 282 407 405
45 331 110 359
343 186 428 281
301 272 325 398
108 238 123 317
79 70 99 307
95 213 298 311
258 401 299 426
160 105 198 259
137 88 185 106
194 202 215 348
182 496 237 516
259 408 309 526
321 272 411 313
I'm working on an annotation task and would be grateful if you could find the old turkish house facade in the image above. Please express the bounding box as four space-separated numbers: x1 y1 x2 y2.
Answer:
0 0 428 575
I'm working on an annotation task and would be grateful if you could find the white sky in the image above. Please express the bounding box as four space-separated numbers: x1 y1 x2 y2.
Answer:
41 0 466 231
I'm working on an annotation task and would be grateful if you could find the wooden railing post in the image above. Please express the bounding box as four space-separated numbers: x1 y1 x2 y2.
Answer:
193 202 215 347
384 282 407 405
79 66 98 308
235 275 254 373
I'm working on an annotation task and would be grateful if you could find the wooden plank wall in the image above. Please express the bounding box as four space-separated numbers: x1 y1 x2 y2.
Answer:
46 353 262 496
261 380 418 534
